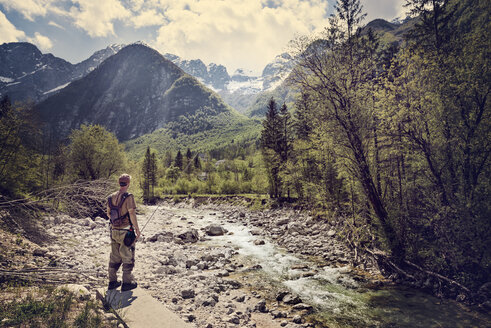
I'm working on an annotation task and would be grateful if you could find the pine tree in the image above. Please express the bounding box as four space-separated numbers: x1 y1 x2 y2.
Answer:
260 98 283 198
175 150 183 170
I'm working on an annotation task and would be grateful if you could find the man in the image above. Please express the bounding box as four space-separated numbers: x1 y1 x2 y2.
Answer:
107 174 141 291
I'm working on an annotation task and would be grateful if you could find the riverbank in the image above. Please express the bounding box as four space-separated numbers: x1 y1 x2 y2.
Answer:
1 197 489 327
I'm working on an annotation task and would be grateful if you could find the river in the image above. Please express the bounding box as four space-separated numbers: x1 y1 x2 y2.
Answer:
158 204 490 328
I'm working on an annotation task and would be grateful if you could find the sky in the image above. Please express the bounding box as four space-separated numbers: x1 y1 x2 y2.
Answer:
0 0 407 75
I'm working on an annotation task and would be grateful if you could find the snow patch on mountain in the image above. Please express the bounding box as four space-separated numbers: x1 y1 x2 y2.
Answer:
43 82 71 95
0 76 14 83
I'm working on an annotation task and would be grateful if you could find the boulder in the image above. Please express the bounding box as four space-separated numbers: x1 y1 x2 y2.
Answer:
177 229 199 243
283 293 302 305
254 299 268 313
181 289 195 299
292 303 313 312
204 225 227 236
57 284 90 301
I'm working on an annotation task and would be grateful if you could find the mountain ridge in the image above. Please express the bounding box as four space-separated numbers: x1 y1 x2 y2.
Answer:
35 43 249 142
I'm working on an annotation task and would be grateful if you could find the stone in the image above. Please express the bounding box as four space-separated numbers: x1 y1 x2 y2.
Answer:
235 294 246 302
33 248 48 257
327 230 336 237
181 289 195 299
292 315 303 324
292 303 313 312
229 316 240 324
57 284 90 301
276 291 289 301
283 293 302 305
255 299 268 313
250 228 262 236
277 218 290 226
253 240 265 245
204 225 227 236
177 229 199 243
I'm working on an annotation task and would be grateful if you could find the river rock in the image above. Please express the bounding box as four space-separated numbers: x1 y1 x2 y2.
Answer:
33 248 48 257
277 218 290 226
253 239 265 245
250 228 262 236
205 225 227 236
177 229 199 243
181 289 196 299
292 315 303 324
276 291 289 301
292 303 313 312
327 230 336 237
283 293 302 305
255 299 268 313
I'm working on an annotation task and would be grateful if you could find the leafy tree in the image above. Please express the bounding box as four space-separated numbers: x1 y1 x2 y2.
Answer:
289 0 402 258
0 96 41 196
67 124 125 180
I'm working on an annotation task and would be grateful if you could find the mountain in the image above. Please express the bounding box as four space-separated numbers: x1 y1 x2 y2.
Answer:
245 18 417 118
163 54 230 91
0 43 124 103
36 43 248 142
163 52 294 113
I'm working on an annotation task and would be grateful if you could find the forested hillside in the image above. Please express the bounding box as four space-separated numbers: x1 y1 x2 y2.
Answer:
259 0 490 298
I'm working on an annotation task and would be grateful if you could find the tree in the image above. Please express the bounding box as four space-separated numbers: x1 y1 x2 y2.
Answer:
68 124 125 180
288 0 402 258
185 148 193 175
175 150 183 170
194 154 202 170
0 96 41 196
142 146 158 203
260 98 283 198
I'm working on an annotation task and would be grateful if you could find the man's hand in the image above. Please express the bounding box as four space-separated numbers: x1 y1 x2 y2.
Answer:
135 228 141 240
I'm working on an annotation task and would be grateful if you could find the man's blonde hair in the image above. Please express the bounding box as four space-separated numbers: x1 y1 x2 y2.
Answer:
119 174 131 183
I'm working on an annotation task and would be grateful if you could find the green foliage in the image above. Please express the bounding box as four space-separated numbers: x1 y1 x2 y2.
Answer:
285 0 490 289
67 124 126 180
73 301 103 328
0 96 43 197
141 146 158 203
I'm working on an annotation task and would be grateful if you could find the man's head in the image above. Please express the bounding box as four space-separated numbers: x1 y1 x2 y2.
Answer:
119 174 131 189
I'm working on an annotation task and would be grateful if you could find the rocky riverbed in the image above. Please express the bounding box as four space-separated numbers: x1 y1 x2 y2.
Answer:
30 198 490 328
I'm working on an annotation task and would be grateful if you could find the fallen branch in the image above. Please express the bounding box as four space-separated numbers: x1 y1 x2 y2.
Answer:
404 260 471 294
0 179 116 219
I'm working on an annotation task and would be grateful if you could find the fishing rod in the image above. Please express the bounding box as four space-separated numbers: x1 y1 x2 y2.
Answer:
140 151 202 233
140 203 160 233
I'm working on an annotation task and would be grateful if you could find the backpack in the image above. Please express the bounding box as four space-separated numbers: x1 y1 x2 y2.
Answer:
108 192 132 227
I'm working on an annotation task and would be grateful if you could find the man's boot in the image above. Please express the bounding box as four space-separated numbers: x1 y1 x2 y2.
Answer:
121 282 137 291
108 281 121 290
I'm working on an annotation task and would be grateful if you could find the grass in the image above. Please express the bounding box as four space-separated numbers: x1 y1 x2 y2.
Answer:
0 283 120 328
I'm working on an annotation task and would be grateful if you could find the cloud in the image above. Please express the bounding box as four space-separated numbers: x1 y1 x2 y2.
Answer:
360 0 408 22
0 0 53 21
130 9 164 28
27 32 53 50
151 0 330 74
48 20 65 29
69 0 131 37
0 10 26 42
